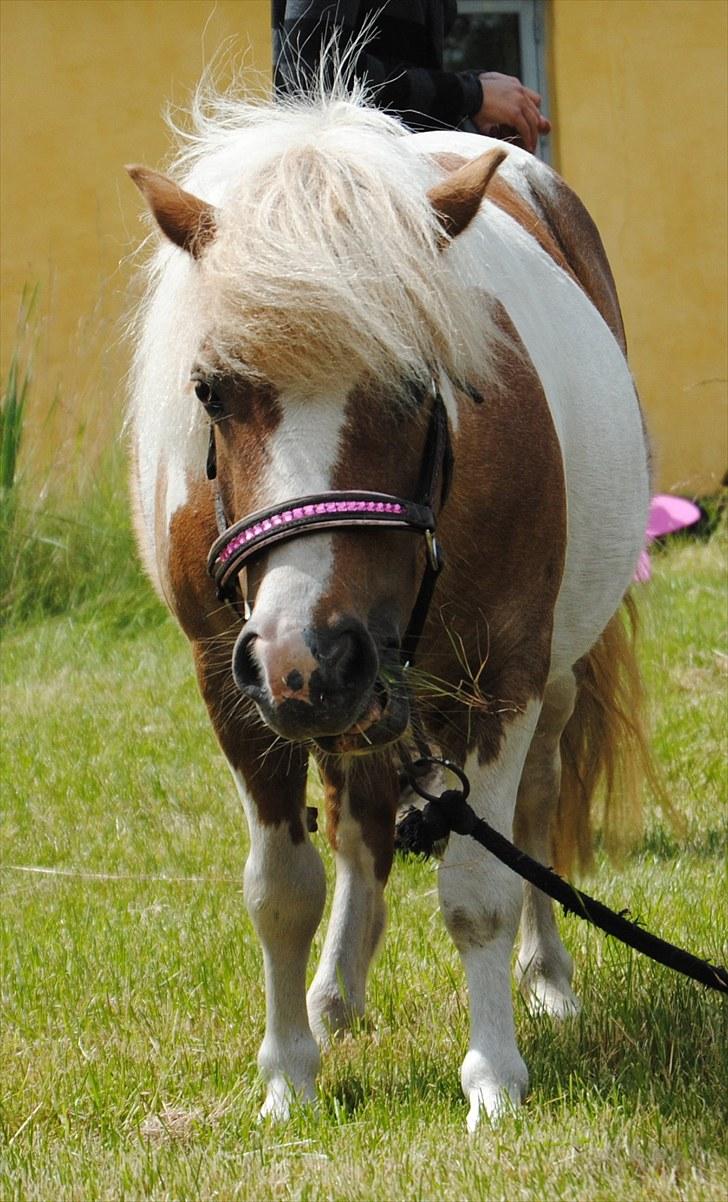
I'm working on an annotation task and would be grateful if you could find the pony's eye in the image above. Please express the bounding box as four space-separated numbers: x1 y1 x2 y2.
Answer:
193 378 224 416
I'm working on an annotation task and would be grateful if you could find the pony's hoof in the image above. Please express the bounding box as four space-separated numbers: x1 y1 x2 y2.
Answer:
522 975 582 1019
258 1077 317 1123
307 987 361 1046
461 1050 528 1131
465 1081 524 1131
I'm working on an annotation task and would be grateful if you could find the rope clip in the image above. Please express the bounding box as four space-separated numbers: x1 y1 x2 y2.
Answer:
405 755 470 804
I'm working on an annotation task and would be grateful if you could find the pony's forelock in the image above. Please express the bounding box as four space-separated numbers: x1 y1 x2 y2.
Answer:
130 83 502 464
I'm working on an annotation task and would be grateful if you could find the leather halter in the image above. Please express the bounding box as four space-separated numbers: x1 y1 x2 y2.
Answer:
206 379 453 667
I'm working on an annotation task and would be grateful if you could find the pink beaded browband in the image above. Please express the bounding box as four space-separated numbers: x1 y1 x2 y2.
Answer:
207 490 437 602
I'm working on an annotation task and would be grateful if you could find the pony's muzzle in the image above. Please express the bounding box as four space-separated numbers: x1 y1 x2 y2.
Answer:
232 617 381 741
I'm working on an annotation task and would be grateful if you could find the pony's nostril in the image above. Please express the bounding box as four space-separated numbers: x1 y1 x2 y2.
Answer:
326 631 357 678
314 621 378 695
286 669 304 692
232 629 263 695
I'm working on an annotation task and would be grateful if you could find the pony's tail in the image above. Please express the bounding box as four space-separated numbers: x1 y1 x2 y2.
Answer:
552 593 676 876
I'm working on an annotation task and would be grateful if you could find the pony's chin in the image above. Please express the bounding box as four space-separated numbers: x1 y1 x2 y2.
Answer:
315 685 410 756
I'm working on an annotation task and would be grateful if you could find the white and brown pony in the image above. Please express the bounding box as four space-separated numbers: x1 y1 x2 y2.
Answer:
128 91 652 1129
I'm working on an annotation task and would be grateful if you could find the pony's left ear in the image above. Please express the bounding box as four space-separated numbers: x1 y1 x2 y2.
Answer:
427 147 507 243
126 165 216 258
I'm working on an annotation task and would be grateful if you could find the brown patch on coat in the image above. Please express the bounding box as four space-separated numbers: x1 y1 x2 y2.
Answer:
430 151 630 352
317 333 565 771
419 308 566 769
191 622 308 844
167 475 227 641
520 167 654 475
299 327 564 876
317 754 401 883
453 149 648 476
163 376 282 641
431 152 470 176
519 167 628 353
487 175 578 281
444 905 500 951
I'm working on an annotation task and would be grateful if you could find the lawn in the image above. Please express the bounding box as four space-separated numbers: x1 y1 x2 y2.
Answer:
1 532 726 1201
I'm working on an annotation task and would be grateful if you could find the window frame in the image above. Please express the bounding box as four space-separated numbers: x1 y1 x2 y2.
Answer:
451 0 551 161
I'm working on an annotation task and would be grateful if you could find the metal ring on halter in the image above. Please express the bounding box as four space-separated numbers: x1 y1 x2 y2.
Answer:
406 756 470 803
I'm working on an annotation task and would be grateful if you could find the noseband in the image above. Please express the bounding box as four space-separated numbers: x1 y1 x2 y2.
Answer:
206 379 453 667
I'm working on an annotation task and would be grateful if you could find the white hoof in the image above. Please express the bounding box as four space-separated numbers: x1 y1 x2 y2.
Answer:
258 1076 317 1122
523 975 582 1019
307 985 362 1046
461 1049 528 1131
465 1081 524 1131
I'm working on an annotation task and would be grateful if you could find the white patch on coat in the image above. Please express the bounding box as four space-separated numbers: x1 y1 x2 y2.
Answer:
248 390 349 640
439 374 460 432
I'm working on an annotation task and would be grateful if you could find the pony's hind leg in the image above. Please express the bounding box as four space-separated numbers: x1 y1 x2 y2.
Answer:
438 701 542 1129
514 673 581 1017
307 758 398 1043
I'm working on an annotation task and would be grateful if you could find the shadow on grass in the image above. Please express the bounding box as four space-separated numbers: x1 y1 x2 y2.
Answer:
311 957 726 1143
523 959 727 1134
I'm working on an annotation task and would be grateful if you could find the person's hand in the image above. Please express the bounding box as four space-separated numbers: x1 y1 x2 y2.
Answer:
474 72 551 153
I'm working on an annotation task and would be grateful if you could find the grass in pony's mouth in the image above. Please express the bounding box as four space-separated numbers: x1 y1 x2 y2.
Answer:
316 675 410 755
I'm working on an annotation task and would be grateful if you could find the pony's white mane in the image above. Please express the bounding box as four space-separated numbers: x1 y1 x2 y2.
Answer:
130 86 501 464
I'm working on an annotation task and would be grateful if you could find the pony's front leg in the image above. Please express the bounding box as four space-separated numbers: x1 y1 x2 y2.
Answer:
438 702 542 1130
307 758 399 1043
233 759 326 1119
196 644 325 1120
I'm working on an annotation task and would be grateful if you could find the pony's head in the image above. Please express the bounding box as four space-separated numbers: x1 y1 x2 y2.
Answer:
130 101 504 752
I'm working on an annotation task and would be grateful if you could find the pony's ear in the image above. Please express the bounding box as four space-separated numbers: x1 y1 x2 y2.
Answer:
126 165 216 258
427 147 507 242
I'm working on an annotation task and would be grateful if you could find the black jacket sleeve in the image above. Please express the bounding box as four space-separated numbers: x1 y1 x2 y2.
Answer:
273 0 482 131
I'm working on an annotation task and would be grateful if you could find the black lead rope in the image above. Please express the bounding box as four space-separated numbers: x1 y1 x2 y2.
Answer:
396 754 728 995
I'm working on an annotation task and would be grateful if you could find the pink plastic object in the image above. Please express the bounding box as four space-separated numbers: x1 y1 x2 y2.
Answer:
634 494 701 582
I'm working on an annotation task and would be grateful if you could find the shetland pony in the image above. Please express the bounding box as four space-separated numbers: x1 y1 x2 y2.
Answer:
128 90 651 1129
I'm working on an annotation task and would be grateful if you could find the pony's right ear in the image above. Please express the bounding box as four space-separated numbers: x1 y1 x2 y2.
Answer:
427 147 507 243
126 165 216 258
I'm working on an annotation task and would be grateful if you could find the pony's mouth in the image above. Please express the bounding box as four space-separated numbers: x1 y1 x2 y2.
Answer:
315 675 410 756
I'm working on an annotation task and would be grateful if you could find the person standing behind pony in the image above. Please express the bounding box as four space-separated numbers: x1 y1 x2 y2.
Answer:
273 0 550 150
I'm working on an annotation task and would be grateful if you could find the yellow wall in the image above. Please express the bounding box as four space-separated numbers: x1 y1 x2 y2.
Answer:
550 0 727 493
0 0 271 470
2 0 726 491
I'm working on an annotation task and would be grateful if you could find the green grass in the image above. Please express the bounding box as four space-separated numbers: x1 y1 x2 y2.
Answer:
1 534 726 1201
0 290 157 632
0 445 161 632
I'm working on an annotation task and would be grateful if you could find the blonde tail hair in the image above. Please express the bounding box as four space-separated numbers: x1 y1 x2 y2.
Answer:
553 593 676 876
